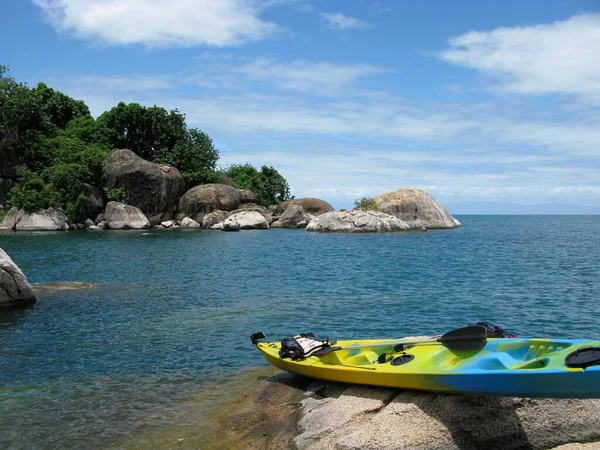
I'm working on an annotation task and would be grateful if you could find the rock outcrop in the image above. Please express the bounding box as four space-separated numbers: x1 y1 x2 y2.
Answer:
294 383 600 450
213 211 269 230
238 189 258 204
104 149 186 224
305 210 410 233
219 174 237 188
0 248 36 307
11 208 69 231
274 198 334 216
104 201 150 230
202 210 229 229
180 217 201 229
82 183 105 219
228 203 273 222
176 184 241 223
373 189 460 229
271 204 312 228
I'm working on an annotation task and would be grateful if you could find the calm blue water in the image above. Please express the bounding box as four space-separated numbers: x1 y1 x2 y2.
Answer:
1 216 600 448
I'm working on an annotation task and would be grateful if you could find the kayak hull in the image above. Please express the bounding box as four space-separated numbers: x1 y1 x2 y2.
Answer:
256 337 600 398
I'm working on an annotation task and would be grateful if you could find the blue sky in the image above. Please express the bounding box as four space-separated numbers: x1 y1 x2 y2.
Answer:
2 0 600 212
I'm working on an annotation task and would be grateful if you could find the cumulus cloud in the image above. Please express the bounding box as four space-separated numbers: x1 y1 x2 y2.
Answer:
439 14 600 99
322 12 370 30
31 0 279 47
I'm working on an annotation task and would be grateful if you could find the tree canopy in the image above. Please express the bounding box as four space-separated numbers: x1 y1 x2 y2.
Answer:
225 163 291 207
0 67 292 217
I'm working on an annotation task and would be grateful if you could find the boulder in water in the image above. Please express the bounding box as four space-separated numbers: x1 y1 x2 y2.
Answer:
104 202 151 230
0 248 36 307
373 188 460 229
305 210 410 233
14 208 69 231
271 204 312 228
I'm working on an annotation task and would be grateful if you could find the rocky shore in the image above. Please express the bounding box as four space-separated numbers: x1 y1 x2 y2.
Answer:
0 149 462 233
224 371 600 450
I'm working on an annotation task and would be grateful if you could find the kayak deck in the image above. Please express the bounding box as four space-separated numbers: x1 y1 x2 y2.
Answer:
256 337 600 398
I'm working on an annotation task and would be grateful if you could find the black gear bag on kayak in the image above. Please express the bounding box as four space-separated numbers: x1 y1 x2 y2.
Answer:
279 333 331 360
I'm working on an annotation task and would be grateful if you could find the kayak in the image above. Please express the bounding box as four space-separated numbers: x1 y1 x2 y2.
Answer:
252 329 600 398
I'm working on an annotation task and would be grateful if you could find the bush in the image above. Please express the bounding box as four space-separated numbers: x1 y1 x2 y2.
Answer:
6 166 61 212
104 187 127 203
0 208 6 222
65 193 89 222
354 197 379 211
225 163 291 207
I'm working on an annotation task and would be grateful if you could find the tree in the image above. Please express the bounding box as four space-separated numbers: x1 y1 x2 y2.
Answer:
155 127 220 188
354 197 379 211
225 163 291 207
97 102 187 160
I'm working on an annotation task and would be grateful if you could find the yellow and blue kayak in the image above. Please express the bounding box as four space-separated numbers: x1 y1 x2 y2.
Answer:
253 332 600 398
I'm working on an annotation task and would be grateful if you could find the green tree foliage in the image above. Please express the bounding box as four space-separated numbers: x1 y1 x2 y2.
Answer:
6 166 61 212
225 163 291 207
354 197 379 211
155 128 220 187
104 187 127 203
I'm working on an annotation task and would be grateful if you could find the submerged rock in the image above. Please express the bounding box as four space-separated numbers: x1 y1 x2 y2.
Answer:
32 281 97 293
271 204 312 228
373 189 460 229
104 202 151 230
305 210 410 233
0 248 36 307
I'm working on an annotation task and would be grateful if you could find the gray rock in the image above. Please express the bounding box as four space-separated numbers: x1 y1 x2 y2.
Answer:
227 203 272 221
373 189 461 229
0 248 36 307
160 220 174 228
104 149 185 225
87 225 101 231
219 173 236 188
2 207 24 230
84 218 94 227
295 387 600 450
180 217 201 229
222 221 240 232
104 202 151 230
76 223 85 230
273 198 334 216
98 221 106 229
221 211 269 230
271 204 312 228
238 189 258 204
94 213 105 225
202 210 229 229
82 183 105 218
176 184 241 223
305 210 410 233
15 208 69 231
0 225 12 232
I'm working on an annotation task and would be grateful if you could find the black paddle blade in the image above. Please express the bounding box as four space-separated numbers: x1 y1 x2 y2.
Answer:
312 346 341 356
438 325 487 351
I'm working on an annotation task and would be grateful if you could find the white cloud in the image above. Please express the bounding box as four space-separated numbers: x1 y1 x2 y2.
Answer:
233 58 384 93
439 14 600 99
32 0 279 47
322 12 370 30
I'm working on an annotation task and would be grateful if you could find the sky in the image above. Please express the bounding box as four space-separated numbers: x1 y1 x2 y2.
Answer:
1 0 600 213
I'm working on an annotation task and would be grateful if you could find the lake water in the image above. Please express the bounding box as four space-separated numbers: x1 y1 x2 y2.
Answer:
1 216 600 448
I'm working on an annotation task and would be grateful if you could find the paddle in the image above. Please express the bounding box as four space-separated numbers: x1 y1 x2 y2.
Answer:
313 325 487 355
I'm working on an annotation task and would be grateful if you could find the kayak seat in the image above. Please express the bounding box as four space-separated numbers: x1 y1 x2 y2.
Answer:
344 351 379 366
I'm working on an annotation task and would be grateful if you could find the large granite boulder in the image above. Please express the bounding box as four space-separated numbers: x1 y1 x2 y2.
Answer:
2 207 23 230
104 201 150 230
294 384 600 450
305 210 410 233
180 217 200 229
219 173 237 188
104 149 186 224
228 203 272 222
13 208 69 231
82 183 105 219
373 189 460 229
0 248 36 307
273 198 334 216
238 189 258 204
202 210 229 229
272 204 312 228
176 184 241 223
213 211 269 230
